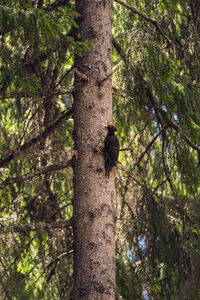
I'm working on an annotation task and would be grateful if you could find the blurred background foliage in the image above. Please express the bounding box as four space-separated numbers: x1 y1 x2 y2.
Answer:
1 0 200 299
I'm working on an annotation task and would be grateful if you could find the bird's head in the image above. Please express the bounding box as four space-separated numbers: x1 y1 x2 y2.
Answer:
104 124 117 134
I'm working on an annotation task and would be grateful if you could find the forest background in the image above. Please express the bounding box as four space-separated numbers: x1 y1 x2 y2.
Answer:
1 0 200 299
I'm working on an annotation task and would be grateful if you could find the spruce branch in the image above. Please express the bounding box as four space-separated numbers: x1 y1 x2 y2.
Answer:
145 84 200 154
0 161 72 189
0 108 73 168
114 0 172 46
112 35 200 162
0 87 73 100
0 219 72 234
134 126 169 168
43 0 70 11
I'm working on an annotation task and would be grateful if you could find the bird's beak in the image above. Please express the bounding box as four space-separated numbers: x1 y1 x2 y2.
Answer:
102 124 108 128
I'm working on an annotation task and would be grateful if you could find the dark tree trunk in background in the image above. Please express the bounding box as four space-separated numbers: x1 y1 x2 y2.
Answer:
72 0 116 299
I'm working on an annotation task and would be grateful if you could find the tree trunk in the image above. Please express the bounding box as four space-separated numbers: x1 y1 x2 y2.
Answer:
72 0 116 299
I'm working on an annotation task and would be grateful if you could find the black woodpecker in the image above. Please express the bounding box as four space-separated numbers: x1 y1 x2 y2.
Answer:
104 124 119 177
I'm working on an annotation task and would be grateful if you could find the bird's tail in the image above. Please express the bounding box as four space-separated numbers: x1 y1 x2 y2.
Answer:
105 159 111 178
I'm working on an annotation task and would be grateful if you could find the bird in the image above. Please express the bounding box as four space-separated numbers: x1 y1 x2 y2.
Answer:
103 124 119 177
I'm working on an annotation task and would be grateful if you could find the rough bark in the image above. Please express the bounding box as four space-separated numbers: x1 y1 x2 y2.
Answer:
72 0 116 299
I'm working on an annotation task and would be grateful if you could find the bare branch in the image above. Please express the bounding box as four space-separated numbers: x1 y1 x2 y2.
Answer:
73 68 90 81
55 66 74 88
0 161 72 189
120 148 133 152
112 36 127 64
98 72 113 87
114 0 172 46
153 178 168 193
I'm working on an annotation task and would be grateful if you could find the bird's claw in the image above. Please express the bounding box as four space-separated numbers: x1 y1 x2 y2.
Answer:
94 138 103 153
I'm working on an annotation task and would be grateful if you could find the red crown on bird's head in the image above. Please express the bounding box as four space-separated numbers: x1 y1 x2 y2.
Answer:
106 124 117 129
